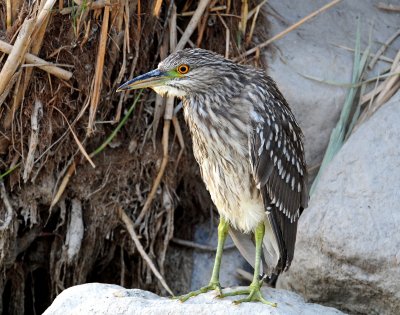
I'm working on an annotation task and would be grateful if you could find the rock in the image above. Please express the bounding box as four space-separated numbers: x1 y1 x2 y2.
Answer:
277 92 400 315
43 283 344 315
264 0 400 167
190 220 248 290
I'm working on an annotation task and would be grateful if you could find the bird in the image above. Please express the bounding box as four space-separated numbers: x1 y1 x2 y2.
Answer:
117 48 308 305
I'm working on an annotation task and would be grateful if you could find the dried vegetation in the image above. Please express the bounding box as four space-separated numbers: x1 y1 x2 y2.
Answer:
0 0 397 314
0 0 269 313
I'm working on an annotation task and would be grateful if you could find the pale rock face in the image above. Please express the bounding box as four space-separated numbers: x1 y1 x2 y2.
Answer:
277 92 400 315
264 0 400 168
43 283 345 315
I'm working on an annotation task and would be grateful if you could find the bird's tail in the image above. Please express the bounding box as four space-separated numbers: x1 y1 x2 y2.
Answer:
229 220 281 278
262 217 281 275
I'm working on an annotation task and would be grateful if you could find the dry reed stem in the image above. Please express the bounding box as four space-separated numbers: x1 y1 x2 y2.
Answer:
34 0 57 37
240 0 248 45
169 6 177 81
359 82 385 105
175 0 211 51
115 0 141 123
88 1 110 134
246 3 260 46
374 63 400 107
79 20 92 48
369 29 400 70
6 0 12 30
152 95 164 149
23 99 43 182
0 181 13 231
135 106 171 226
197 0 218 47
136 4 181 225
356 51 400 128
176 26 195 48
334 44 394 64
153 0 163 17
216 13 230 58
171 116 185 170
169 72 184 171
0 70 20 107
159 189 174 275
124 0 130 54
226 0 231 13
236 0 342 60
4 6 52 130
119 207 174 296
377 2 400 12
0 40 73 80
54 107 95 168
179 5 226 16
195 7 209 47
113 1 130 123
151 5 176 142
0 17 35 98
50 161 76 208
171 238 235 251
247 0 268 21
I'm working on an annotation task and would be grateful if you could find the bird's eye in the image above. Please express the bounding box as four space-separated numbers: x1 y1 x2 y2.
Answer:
177 64 190 74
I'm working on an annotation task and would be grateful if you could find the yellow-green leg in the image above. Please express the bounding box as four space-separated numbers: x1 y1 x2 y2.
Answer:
177 217 229 302
221 222 277 306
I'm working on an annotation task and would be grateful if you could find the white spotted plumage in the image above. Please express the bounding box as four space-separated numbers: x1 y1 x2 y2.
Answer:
153 48 308 274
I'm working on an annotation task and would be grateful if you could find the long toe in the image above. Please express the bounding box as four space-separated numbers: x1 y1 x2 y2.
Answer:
232 286 276 307
219 288 250 298
174 282 222 302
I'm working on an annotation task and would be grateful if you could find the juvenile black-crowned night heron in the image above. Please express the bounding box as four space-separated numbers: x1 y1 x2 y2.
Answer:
117 48 308 305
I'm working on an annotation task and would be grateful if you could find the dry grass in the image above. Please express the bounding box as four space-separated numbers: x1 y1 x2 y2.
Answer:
311 23 400 193
0 1 271 313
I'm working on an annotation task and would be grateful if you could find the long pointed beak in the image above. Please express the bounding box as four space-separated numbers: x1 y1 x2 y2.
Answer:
116 69 169 92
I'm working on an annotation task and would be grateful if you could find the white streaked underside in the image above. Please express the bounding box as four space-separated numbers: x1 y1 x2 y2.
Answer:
200 154 265 233
190 112 280 271
183 96 264 232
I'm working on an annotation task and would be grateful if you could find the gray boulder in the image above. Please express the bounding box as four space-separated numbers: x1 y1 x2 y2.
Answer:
264 0 400 167
277 92 400 315
43 283 344 315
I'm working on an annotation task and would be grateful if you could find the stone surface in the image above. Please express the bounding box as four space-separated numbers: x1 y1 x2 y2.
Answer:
190 220 248 290
43 283 344 315
277 92 400 315
264 0 400 167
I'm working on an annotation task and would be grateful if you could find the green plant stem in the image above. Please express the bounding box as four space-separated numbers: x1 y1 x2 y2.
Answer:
0 163 20 180
90 90 143 158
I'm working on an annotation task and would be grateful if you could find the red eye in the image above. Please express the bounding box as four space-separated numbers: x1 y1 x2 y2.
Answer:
177 64 190 74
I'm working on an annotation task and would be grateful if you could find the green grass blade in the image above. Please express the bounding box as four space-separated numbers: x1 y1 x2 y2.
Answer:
311 21 367 195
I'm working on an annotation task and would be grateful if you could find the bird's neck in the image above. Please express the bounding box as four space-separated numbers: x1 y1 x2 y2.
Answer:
182 91 249 156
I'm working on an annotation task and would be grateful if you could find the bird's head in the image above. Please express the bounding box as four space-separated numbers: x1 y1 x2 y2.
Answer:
117 48 243 98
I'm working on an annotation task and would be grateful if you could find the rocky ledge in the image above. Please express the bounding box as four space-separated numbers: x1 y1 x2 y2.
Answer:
43 283 344 315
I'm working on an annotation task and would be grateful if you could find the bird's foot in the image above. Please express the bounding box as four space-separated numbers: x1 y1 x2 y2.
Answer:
174 281 222 302
220 281 277 306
